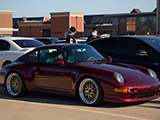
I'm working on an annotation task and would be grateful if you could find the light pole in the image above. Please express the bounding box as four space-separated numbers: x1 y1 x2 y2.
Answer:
156 0 160 35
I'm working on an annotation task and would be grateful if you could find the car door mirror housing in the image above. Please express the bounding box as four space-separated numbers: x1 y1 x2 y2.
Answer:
136 50 148 56
107 56 112 62
53 59 65 66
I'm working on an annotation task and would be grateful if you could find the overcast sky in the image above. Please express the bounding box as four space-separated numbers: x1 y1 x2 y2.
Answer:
0 0 156 18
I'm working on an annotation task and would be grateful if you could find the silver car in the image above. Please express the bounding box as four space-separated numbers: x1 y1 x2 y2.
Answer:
0 37 44 71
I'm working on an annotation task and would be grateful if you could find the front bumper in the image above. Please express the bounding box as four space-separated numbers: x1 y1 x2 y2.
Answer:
104 85 160 103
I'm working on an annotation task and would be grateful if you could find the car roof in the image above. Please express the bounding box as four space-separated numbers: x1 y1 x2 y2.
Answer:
88 35 159 42
114 35 158 39
47 43 86 47
107 35 159 40
0 37 35 41
35 43 87 50
35 37 59 40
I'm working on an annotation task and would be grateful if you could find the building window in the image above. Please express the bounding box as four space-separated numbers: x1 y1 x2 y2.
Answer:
137 17 156 35
126 17 136 35
137 17 147 35
119 18 126 35
43 29 51 37
0 34 12 37
148 17 156 35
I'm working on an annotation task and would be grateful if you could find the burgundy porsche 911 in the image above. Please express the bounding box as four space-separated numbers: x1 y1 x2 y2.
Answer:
0 44 160 105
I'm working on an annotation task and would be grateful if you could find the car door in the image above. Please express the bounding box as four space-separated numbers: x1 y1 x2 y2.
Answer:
90 38 120 62
0 40 10 67
35 48 74 92
119 37 159 71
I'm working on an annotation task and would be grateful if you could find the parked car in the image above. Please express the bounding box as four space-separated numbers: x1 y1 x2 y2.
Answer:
34 37 59 45
76 37 87 43
0 44 159 105
88 36 160 78
56 38 86 44
0 37 44 71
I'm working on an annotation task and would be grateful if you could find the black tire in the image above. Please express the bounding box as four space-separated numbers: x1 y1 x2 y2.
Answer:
5 72 28 97
78 78 103 105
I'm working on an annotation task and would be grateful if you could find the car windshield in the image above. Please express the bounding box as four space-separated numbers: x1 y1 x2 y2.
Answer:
62 45 104 63
13 39 44 48
140 37 160 51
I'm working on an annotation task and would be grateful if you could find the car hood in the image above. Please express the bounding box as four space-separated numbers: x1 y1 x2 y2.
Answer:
75 61 159 86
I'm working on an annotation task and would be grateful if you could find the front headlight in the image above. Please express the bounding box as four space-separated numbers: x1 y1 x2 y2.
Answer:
148 69 157 79
114 72 125 83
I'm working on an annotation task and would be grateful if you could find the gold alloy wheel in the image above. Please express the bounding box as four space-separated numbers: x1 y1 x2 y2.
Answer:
6 73 22 96
79 78 100 105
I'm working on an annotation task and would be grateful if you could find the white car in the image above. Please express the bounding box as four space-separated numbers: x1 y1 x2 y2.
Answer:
56 37 87 44
0 37 44 71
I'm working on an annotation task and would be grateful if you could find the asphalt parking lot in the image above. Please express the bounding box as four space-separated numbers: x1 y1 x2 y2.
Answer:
0 87 159 120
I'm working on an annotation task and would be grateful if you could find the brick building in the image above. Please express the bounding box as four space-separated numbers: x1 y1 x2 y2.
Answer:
17 17 50 37
84 8 156 36
50 12 84 38
0 10 18 37
17 12 84 38
12 8 157 38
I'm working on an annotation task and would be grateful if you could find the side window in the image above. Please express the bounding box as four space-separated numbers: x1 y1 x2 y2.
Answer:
39 48 62 63
120 38 157 58
24 51 38 62
120 38 141 55
89 41 101 51
139 41 157 58
0 40 10 50
99 38 119 53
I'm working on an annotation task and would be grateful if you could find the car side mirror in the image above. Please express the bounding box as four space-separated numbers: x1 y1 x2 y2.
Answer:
53 59 65 66
136 50 148 56
107 56 112 62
